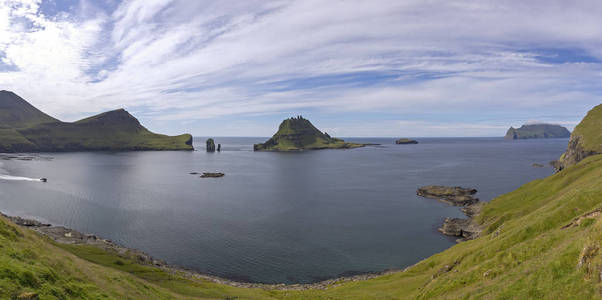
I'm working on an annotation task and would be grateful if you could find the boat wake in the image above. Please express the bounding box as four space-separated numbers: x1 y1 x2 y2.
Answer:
0 174 43 182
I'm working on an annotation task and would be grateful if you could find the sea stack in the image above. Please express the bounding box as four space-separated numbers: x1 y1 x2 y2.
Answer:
206 138 216 152
217 144 221 152
253 116 367 151
504 124 570 140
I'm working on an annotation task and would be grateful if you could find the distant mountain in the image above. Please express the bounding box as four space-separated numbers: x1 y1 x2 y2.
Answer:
253 116 366 151
554 103 602 171
504 123 570 140
0 90 193 152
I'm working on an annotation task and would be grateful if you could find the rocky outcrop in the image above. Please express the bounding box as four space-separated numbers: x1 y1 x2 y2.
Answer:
416 186 482 242
504 124 570 140
395 138 418 144
200 172 224 178
217 144 221 152
554 104 602 172
206 138 216 152
416 186 479 206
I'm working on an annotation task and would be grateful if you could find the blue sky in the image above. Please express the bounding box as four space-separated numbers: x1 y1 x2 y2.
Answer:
0 0 601 137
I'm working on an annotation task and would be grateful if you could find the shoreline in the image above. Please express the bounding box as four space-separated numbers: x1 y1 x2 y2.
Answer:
1 211 413 290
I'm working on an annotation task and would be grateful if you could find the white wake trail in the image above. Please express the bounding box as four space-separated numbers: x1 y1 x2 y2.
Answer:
0 174 43 182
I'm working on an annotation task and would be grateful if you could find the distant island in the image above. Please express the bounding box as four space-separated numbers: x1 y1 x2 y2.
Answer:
395 138 418 144
504 123 570 140
253 116 367 151
0 90 193 152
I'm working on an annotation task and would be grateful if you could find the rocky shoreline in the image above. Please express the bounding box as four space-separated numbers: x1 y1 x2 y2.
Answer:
1 212 412 291
416 185 483 242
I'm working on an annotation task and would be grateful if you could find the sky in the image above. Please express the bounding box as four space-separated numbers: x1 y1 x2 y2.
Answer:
0 0 601 137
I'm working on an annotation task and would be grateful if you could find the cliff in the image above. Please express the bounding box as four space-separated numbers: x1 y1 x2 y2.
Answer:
554 104 602 171
0 91 193 152
253 116 365 151
504 123 570 140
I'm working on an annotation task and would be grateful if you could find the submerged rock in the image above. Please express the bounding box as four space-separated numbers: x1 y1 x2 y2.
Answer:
416 185 479 206
200 172 224 178
395 138 418 144
206 138 216 152
531 163 544 168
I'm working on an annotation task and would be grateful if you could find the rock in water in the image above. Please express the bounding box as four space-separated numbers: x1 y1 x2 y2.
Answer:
217 144 221 152
504 124 570 140
554 104 602 172
395 138 418 144
200 172 224 178
417 185 479 206
253 116 367 151
206 138 216 152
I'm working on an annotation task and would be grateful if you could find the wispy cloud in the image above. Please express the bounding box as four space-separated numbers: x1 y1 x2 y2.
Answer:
0 0 600 136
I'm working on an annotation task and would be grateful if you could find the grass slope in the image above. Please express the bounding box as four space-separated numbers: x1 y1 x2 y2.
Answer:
0 91 58 129
254 117 364 151
18 109 193 151
2 155 601 299
569 104 602 153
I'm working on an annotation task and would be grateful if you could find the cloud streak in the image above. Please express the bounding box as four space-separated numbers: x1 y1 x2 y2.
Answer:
0 0 601 136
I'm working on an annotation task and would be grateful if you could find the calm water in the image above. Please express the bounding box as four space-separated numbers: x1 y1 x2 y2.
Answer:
0 137 567 283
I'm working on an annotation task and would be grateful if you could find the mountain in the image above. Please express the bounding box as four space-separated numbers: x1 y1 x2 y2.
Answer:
0 90 58 128
253 116 366 151
0 91 193 152
504 123 570 139
554 104 602 171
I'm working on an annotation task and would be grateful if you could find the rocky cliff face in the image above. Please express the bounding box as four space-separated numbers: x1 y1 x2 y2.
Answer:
504 124 570 140
554 104 602 171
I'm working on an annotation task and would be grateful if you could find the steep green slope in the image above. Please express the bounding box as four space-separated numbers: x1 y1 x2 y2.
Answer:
254 116 365 151
0 90 58 129
0 91 193 152
504 124 570 140
2 155 601 299
18 109 193 151
556 104 602 170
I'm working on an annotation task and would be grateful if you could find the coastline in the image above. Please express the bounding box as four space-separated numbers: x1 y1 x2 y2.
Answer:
0 211 414 290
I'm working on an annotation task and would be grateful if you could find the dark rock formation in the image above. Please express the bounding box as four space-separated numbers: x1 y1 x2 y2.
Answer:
200 172 224 178
504 124 570 140
416 185 479 206
217 144 221 152
439 217 480 240
206 138 216 152
554 104 601 172
531 163 544 168
253 116 367 151
395 138 418 144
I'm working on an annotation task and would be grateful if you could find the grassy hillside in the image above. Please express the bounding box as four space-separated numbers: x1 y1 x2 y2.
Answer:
0 91 58 129
0 91 193 152
18 109 193 151
254 116 364 151
557 104 602 170
2 154 601 299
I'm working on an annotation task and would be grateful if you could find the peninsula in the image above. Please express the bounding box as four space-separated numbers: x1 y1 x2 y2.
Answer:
253 116 367 151
0 91 193 152
504 123 570 140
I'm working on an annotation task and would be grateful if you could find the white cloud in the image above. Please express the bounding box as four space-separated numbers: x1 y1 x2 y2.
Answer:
0 0 601 136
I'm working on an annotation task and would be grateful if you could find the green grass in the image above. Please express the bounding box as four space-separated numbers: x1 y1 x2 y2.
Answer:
2 155 602 299
571 104 602 153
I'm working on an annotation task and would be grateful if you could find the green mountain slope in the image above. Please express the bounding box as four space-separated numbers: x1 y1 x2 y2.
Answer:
556 104 602 171
0 91 193 152
0 90 58 129
254 116 365 151
504 123 570 140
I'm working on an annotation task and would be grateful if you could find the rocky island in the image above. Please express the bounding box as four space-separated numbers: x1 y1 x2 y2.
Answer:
395 138 418 144
253 116 368 151
416 185 479 206
504 123 570 140
553 104 602 171
0 90 193 152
